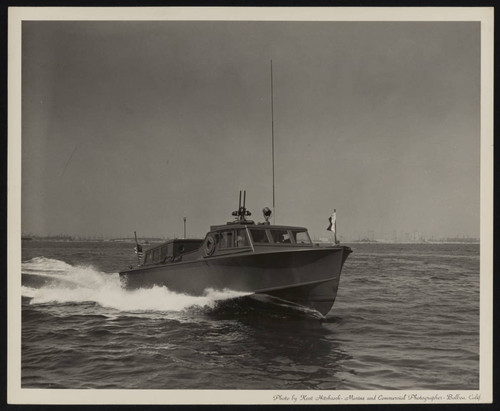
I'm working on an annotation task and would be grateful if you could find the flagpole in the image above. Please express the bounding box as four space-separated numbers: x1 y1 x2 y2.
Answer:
334 209 338 244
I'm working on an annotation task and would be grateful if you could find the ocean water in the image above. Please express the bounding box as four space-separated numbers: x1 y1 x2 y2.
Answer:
20 241 479 390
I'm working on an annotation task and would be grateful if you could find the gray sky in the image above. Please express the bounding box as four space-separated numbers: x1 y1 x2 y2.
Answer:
21 21 480 240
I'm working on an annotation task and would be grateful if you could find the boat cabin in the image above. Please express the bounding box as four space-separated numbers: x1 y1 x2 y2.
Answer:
198 191 313 255
208 224 312 246
140 225 313 266
140 192 313 265
142 239 204 265
197 224 314 258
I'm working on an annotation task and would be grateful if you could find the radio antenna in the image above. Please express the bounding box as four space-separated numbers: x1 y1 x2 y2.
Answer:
270 60 276 224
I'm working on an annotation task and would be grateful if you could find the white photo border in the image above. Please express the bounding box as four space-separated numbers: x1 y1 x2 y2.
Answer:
7 6 494 405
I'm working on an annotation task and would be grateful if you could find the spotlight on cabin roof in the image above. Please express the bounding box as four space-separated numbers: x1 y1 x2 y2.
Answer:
263 207 272 223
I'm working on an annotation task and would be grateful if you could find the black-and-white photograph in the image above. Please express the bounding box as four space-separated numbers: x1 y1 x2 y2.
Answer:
8 7 493 405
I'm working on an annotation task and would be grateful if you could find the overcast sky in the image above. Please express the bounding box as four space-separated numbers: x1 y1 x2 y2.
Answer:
21 20 480 240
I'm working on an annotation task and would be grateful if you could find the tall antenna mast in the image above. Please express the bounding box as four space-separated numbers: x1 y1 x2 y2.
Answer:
271 60 275 224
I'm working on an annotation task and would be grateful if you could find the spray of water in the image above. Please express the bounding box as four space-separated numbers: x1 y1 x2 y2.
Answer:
21 257 250 313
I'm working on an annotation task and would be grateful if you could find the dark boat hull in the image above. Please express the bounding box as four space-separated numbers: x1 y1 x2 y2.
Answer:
120 246 351 316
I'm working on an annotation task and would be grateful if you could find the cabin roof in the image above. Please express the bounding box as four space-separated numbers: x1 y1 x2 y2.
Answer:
209 224 307 231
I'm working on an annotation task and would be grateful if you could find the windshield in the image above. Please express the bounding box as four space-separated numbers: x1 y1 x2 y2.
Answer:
269 229 292 244
291 230 312 244
249 229 269 243
249 228 312 245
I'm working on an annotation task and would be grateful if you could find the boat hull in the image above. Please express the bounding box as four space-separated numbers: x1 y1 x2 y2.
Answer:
119 246 351 316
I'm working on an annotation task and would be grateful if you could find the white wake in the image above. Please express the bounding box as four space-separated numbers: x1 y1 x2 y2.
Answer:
22 257 249 313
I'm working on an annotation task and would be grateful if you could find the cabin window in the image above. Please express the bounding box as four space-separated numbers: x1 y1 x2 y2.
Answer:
160 246 167 260
249 229 270 243
270 229 292 244
152 249 160 262
219 231 235 249
236 229 250 247
291 230 312 244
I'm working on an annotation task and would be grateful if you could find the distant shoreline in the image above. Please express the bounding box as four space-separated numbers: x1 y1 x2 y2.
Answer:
21 238 480 245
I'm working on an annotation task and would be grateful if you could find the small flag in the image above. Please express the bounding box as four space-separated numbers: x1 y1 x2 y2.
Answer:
134 244 143 258
327 210 338 244
327 210 336 233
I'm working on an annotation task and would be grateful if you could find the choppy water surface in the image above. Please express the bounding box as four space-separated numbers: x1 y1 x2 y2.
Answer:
21 241 479 389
